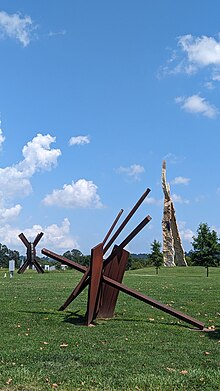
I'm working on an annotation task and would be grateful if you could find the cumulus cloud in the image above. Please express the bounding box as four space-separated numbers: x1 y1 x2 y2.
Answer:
116 164 145 181
0 133 61 222
172 193 189 204
144 197 163 206
171 176 190 185
178 221 194 242
0 10 35 46
0 204 22 222
161 33 220 82
69 135 90 146
178 34 220 69
43 179 103 209
175 95 218 118
20 133 61 175
0 218 78 251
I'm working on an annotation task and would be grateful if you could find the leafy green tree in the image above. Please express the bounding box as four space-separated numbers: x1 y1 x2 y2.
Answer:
149 240 163 274
191 223 220 276
0 243 20 268
62 249 90 268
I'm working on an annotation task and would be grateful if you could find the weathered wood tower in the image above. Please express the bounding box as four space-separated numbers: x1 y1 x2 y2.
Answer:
162 161 187 267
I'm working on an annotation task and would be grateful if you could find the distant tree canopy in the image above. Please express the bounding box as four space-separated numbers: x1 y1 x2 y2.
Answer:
1 222 220 271
149 240 163 270
0 243 20 268
190 223 220 267
62 249 90 267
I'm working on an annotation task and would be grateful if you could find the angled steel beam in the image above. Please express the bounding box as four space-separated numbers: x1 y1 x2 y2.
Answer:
18 233 29 249
18 233 44 274
103 275 205 330
33 232 44 247
42 247 205 329
103 209 124 245
97 247 129 319
103 188 151 254
86 243 103 325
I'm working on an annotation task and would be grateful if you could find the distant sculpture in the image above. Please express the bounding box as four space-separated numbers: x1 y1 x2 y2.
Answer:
17 232 44 273
162 161 187 266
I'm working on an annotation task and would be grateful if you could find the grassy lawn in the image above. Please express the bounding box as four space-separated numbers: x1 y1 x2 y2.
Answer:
0 266 219 390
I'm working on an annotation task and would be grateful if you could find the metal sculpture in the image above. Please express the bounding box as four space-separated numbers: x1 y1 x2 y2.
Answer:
18 232 44 274
42 188 205 330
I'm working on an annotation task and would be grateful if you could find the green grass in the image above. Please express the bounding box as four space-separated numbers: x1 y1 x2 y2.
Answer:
0 267 219 390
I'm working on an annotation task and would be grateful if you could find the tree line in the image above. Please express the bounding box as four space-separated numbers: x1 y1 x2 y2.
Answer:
0 223 219 271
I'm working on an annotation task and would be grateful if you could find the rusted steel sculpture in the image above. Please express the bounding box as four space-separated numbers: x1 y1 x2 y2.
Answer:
162 160 187 266
18 232 44 273
42 188 205 330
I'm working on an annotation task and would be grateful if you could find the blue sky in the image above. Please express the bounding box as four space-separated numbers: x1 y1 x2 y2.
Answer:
0 1 220 255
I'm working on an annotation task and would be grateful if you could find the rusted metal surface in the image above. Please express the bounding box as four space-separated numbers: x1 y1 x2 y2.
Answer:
102 209 123 245
43 246 205 329
18 232 44 274
41 186 205 330
97 247 129 319
103 275 205 330
86 243 103 325
103 215 151 269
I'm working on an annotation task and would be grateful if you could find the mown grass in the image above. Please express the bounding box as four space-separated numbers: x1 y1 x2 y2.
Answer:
0 266 219 390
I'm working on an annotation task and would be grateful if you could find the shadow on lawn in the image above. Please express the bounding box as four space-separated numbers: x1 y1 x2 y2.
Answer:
63 311 86 326
205 327 220 340
19 309 86 324
19 309 210 331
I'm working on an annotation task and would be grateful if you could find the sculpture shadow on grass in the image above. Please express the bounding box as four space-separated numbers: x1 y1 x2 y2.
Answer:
205 327 220 340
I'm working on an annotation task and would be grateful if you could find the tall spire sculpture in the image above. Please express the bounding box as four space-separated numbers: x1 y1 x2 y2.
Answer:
162 160 187 266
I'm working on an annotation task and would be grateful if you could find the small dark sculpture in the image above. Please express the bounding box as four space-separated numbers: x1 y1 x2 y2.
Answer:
18 232 44 274
42 188 205 330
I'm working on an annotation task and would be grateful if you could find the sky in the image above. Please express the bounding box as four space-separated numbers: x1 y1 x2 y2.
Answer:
0 0 220 256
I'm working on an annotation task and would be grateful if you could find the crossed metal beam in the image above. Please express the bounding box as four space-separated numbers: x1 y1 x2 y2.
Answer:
18 232 44 274
42 188 205 330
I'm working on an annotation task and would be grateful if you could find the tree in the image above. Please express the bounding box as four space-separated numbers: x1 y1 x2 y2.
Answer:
62 249 90 268
0 243 20 268
149 240 163 274
191 223 220 276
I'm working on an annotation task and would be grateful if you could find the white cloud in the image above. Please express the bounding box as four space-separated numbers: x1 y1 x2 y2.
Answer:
178 221 195 243
0 204 22 222
175 95 218 118
171 176 190 185
178 221 194 242
43 179 103 209
180 228 194 242
163 153 185 165
212 73 220 81
0 133 61 200
0 125 5 148
116 164 145 181
144 197 163 206
172 193 189 204
0 218 78 252
162 34 220 79
0 11 35 47
0 133 61 222
20 133 61 175
69 135 90 146
178 34 220 68
48 30 66 37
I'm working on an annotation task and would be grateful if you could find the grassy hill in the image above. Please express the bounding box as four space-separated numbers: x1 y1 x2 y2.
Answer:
0 266 219 390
